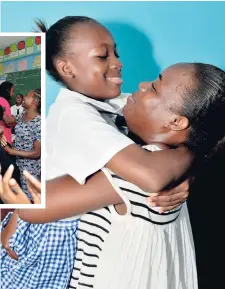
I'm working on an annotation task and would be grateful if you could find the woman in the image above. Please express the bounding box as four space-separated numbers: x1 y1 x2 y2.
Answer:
0 107 21 204
1 89 41 198
0 81 16 145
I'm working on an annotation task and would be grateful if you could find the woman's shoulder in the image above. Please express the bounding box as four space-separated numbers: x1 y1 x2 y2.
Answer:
0 97 10 106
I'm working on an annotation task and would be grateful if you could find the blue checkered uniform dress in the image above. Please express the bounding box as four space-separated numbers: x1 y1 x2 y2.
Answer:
1 213 78 289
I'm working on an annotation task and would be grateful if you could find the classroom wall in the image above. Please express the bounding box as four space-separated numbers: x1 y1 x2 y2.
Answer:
2 1 225 113
0 36 41 78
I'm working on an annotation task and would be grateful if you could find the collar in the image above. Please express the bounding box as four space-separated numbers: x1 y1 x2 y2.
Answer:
57 87 130 114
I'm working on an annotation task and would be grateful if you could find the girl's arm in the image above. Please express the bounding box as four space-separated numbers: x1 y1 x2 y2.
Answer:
3 140 41 159
18 172 123 223
57 105 194 193
107 144 193 192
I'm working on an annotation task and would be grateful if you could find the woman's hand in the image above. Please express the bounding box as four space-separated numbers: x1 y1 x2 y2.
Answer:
147 178 191 213
0 165 31 204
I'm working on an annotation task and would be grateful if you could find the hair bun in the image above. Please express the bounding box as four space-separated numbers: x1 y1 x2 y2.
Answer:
34 19 48 33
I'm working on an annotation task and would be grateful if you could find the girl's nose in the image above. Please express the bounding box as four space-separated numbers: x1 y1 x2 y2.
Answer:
110 57 122 70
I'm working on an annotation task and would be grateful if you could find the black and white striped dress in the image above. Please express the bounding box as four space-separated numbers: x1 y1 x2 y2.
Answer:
69 145 198 289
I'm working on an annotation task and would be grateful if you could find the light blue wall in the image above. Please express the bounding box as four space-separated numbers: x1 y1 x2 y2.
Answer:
2 1 225 113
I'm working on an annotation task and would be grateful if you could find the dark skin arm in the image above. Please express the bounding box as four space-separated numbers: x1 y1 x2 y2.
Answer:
2 140 41 159
106 143 193 192
18 172 123 223
3 114 17 126
18 144 193 223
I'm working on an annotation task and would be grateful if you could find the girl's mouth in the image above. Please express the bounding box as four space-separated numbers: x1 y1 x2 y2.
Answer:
127 94 136 104
105 77 123 84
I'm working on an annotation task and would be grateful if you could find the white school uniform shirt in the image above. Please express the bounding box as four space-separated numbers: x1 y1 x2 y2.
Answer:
11 104 24 119
46 87 134 183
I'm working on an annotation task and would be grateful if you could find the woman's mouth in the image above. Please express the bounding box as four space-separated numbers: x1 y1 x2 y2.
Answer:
106 77 123 84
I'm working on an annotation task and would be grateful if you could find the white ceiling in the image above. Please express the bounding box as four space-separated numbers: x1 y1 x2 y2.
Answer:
0 36 30 49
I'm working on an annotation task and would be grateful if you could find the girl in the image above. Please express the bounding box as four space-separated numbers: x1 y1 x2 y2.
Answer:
1 16 191 289
1 89 41 198
0 81 16 145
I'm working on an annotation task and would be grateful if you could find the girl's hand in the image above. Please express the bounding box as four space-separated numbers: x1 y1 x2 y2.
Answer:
1 211 19 261
23 170 41 204
0 165 31 204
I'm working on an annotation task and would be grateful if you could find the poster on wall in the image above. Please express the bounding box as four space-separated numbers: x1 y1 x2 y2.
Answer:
0 64 4 76
10 43 19 58
4 47 10 61
33 55 41 68
18 59 28 71
18 41 26 56
0 50 3 62
4 62 15 73
36 36 41 51
26 37 34 54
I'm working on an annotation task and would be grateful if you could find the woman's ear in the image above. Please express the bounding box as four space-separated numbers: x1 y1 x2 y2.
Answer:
54 59 75 79
167 115 189 131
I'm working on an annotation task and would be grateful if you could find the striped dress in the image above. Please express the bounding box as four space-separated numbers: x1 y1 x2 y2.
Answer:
69 145 198 289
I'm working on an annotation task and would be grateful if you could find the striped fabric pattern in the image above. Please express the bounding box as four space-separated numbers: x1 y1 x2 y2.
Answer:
69 145 197 289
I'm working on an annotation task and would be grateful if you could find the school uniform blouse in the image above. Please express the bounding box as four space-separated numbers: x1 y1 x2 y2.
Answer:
46 88 134 183
0 97 13 145
1 89 134 289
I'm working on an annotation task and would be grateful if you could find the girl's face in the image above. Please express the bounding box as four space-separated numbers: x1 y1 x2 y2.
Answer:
16 94 23 105
22 90 36 109
123 64 193 145
56 23 123 100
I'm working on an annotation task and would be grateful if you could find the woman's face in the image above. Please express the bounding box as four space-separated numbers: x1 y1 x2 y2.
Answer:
123 64 193 144
56 22 123 100
10 86 15 97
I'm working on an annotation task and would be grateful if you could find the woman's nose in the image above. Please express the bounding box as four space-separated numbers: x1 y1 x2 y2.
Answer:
139 82 152 92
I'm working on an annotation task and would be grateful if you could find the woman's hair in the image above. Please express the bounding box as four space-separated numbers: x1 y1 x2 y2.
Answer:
0 105 4 121
0 81 14 101
181 63 225 159
35 16 99 84
33 88 41 114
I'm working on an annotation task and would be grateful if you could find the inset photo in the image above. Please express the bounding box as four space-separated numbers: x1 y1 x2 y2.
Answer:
0 33 45 208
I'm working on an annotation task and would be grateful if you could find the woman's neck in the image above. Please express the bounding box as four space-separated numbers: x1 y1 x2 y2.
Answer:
23 108 39 121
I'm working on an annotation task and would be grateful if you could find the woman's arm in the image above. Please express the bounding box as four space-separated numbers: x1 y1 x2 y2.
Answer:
3 140 41 159
18 172 123 223
3 114 17 126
